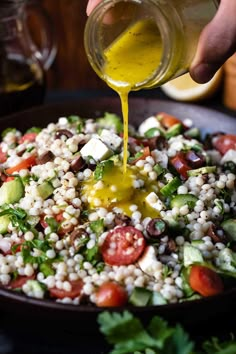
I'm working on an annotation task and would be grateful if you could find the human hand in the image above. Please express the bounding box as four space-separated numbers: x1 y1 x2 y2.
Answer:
86 0 102 16
87 0 236 85
190 0 236 83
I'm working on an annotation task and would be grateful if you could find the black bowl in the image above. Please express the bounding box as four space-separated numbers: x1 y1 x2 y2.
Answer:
0 97 236 352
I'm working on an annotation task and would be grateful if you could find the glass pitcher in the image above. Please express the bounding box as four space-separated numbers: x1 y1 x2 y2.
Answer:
0 0 57 117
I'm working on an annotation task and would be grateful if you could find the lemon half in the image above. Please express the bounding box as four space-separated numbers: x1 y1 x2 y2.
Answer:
161 69 223 102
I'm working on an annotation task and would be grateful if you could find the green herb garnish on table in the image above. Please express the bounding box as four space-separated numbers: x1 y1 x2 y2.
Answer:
98 311 236 354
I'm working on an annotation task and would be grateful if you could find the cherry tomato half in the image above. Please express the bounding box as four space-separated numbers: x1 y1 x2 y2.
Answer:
5 155 36 174
189 265 224 297
213 134 236 155
96 281 128 307
49 280 83 299
158 112 182 129
19 132 38 145
8 275 35 289
101 226 146 266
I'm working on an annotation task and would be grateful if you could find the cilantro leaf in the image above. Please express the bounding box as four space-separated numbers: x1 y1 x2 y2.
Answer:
21 239 53 265
45 217 59 232
89 219 104 235
147 316 174 348
94 160 114 181
1 127 16 138
0 206 31 233
98 311 195 354
202 336 236 354
26 127 42 134
163 325 194 354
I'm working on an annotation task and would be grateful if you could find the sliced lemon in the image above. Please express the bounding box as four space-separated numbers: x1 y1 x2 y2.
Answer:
161 69 223 102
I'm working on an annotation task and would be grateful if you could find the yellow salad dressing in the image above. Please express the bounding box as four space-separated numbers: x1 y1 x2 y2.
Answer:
103 19 163 173
81 164 160 218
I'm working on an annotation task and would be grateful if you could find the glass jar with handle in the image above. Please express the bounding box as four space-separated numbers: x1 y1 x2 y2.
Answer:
0 0 57 117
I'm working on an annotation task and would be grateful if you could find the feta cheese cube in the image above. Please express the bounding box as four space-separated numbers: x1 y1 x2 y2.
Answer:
100 129 122 150
80 138 113 161
145 192 165 211
138 245 162 278
221 149 236 164
138 116 161 136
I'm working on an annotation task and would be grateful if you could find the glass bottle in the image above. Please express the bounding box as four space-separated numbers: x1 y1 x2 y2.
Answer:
0 0 57 117
84 0 219 91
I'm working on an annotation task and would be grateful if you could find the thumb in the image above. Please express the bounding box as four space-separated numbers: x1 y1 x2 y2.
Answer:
190 0 236 83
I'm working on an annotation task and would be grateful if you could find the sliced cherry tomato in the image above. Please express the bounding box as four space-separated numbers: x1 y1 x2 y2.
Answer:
158 112 182 128
8 275 35 289
40 216 48 229
0 147 7 163
19 132 38 144
49 280 83 299
189 265 224 297
101 226 146 266
55 213 64 223
170 152 192 179
5 155 37 174
213 134 236 155
96 281 128 307
130 146 150 165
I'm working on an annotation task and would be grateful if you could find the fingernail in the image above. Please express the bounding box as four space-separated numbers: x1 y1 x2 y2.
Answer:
191 63 216 84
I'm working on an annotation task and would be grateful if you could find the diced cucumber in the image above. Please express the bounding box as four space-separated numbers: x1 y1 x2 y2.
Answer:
180 267 194 297
218 248 236 273
221 219 236 241
183 244 203 267
163 215 182 233
151 291 167 305
0 178 24 206
170 194 198 210
0 215 11 234
165 123 183 139
36 181 54 200
129 287 152 306
144 127 162 138
153 164 165 177
160 177 182 197
39 263 55 276
187 166 216 177
184 127 201 139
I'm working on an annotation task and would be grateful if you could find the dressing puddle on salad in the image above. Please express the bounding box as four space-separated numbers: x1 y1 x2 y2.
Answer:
103 19 163 173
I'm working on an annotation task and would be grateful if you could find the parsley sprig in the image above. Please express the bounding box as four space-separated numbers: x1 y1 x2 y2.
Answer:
98 312 236 354
98 311 193 354
0 206 31 233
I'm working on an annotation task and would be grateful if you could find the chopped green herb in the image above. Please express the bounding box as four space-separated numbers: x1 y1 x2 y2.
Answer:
45 217 59 233
98 311 194 354
89 219 104 235
67 115 82 123
26 127 42 134
98 112 123 134
1 127 16 138
94 160 114 180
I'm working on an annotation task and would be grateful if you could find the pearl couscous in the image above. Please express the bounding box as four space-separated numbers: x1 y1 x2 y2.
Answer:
0 111 235 307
